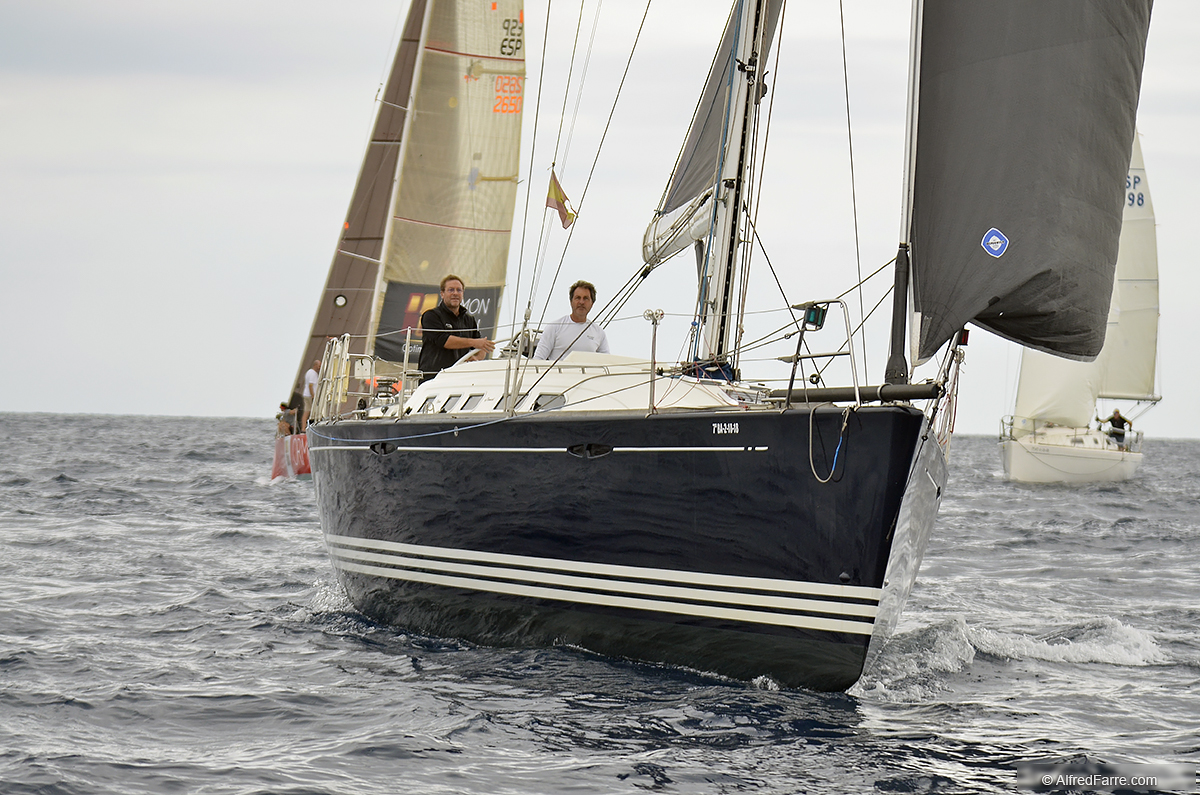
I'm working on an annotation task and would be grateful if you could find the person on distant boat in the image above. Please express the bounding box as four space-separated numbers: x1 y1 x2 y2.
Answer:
301 360 320 426
533 280 610 361
418 275 494 382
276 402 298 437
1100 408 1132 450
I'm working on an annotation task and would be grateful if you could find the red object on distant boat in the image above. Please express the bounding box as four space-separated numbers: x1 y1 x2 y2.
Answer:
271 434 311 479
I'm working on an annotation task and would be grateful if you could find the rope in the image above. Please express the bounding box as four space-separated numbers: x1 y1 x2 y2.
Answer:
807 403 850 484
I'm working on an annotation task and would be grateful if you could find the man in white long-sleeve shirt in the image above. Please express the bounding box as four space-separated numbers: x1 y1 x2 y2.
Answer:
533 280 610 360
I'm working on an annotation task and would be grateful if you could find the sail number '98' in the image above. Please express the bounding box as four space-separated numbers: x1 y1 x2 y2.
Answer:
1127 173 1144 207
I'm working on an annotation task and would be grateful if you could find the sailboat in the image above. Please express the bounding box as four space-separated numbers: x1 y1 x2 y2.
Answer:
272 0 525 479
1000 134 1161 484
305 0 1151 690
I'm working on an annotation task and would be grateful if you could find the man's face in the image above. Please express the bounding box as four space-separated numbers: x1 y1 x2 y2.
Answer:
570 287 593 321
441 280 465 312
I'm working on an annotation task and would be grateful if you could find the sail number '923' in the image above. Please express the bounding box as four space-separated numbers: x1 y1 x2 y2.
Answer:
712 422 739 435
500 18 523 56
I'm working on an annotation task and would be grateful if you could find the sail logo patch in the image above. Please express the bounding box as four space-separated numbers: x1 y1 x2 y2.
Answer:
981 228 1009 258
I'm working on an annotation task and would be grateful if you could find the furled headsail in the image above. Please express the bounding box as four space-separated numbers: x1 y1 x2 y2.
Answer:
291 0 525 400
641 0 784 267
907 1 1153 364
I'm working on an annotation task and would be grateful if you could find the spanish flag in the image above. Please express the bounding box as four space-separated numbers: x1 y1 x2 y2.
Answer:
545 169 576 229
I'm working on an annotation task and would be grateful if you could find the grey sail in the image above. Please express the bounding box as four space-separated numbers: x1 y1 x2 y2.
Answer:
657 0 784 217
909 0 1152 363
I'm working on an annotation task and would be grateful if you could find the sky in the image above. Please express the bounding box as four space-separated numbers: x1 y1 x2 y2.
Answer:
1 0 1195 440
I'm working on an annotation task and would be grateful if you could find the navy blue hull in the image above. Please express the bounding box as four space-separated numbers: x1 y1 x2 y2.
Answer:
309 405 925 691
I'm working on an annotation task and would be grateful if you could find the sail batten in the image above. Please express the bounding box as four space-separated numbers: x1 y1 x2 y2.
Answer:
908 1 1152 364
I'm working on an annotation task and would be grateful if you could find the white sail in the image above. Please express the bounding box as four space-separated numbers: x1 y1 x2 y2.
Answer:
1096 134 1159 402
371 0 526 359
1012 352 1104 431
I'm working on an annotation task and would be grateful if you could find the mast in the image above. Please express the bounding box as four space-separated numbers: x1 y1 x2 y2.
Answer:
885 0 923 385
697 0 764 367
641 0 783 374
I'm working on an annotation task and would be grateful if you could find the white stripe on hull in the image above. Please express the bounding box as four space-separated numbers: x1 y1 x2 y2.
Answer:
325 534 880 636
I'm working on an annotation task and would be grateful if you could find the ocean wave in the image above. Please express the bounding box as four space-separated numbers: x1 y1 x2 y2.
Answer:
968 616 1168 666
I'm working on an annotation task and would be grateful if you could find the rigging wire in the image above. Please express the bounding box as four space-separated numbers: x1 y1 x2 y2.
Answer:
510 4 556 335
529 0 657 334
559 0 607 171
524 0 591 311
838 0 868 376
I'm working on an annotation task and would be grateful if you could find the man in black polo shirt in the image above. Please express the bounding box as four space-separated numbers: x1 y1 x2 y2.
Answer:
417 274 495 382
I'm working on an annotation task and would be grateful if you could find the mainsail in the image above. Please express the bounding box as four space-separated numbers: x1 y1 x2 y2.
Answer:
290 0 525 400
1012 133 1160 429
907 1 1153 365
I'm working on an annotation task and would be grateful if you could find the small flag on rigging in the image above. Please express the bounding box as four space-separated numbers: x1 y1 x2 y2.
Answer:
545 169 576 229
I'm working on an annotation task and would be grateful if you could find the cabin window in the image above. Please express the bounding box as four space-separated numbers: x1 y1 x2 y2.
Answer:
461 394 485 411
418 396 437 414
533 394 566 411
441 394 462 413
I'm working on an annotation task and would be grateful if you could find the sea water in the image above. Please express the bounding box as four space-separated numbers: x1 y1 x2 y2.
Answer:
1 413 1196 794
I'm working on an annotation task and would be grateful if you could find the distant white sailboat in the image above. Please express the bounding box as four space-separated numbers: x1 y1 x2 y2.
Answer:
1000 133 1161 483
